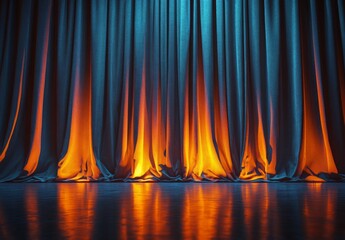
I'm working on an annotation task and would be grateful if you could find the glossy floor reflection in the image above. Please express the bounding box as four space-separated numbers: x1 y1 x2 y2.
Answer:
0 183 345 239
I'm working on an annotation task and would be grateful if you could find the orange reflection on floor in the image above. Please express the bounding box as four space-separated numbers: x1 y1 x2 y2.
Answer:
242 183 270 239
25 186 39 240
0 208 10 239
121 184 172 239
182 184 232 239
303 183 336 239
0 183 344 239
57 184 97 239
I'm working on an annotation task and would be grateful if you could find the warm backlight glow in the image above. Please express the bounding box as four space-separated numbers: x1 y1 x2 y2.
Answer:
2 22 339 182
183 56 228 180
0 54 24 162
132 67 152 178
297 45 338 180
0 0 343 183
240 100 268 180
57 68 101 180
24 15 50 174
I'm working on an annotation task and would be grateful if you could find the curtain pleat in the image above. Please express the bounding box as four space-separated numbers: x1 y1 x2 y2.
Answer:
0 0 344 182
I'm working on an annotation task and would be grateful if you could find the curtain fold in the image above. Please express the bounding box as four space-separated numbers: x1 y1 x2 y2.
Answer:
0 0 344 182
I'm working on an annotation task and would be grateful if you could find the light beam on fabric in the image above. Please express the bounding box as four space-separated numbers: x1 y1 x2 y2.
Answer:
0 0 344 182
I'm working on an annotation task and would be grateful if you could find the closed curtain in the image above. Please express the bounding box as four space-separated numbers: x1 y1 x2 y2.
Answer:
0 0 344 182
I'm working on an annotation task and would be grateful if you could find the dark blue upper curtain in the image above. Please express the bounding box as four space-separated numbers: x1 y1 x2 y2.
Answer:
0 0 344 182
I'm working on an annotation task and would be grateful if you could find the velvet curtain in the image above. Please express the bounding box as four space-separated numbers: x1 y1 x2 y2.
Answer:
0 0 344 182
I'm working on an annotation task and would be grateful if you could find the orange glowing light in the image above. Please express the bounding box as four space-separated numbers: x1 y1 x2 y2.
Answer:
126 64 168 180
132 66 153 178
214 75 234 178
240 100 268 180
185 57 227 180
24 9 51 174
9 24 340 181
267 99 277 175
297 45 337 179
150 76 166 176
57 67 101 180
117 72 134 177
0 54 24 162
183 74 196 177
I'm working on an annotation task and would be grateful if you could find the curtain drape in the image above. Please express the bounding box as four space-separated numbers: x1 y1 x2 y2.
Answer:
0 0 344 182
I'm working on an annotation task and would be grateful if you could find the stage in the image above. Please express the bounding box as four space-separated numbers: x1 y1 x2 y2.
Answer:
1 183 345 239
1 1 345 238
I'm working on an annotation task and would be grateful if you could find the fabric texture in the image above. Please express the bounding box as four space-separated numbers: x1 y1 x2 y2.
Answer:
0 0 344 182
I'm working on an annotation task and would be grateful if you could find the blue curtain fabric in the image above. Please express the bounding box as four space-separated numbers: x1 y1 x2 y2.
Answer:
0 0 344 182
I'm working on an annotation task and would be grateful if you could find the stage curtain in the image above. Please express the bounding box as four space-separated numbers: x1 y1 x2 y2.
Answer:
0 0 344 182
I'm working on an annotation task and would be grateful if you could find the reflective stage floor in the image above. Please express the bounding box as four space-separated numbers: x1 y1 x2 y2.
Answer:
1 183 345 239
